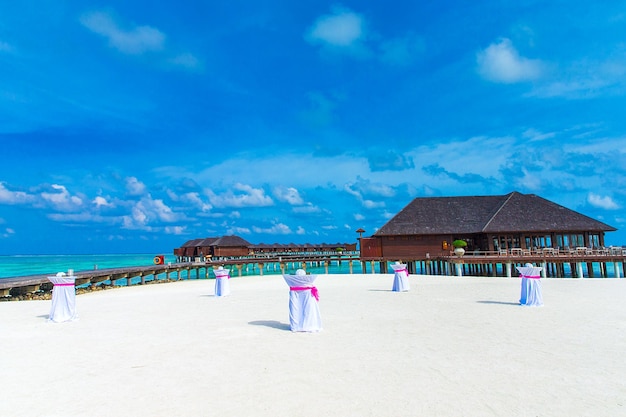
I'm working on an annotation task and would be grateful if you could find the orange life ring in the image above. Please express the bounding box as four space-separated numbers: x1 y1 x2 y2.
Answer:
154 255 164 265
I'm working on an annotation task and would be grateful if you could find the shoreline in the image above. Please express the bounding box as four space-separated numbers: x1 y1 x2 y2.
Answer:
2 273 625 416
2 267 623 302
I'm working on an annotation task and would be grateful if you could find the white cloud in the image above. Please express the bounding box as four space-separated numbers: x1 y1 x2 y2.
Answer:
121 196 180 230
354 213 365 221
588 193 620 210
41 184 83 211
164 226 187 235
273 186 304 205
93 196 114 208
166 152 369 192
344 178 393 208
343 183 362 199
47 212 112 223
125 177 147 196
296 226 306 235
173 191 212 212
515 168 544 191
252 222 292 235
522 128 556 142
80 11 165 54
477 38 543 83
227 226 251 235
0 182 35 204
122 214 150 231
131 205 148 224
362 199 385 209
139 198 178 222
293 203 321 214
207 183 273 208
306 7 365 47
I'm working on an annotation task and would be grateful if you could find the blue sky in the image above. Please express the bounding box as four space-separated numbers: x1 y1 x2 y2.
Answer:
1 1 626 254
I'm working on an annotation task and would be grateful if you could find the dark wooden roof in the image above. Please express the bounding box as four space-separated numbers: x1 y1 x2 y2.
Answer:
197 237 219 247
210 235 253 247
181 238 205 247
375 191 616 236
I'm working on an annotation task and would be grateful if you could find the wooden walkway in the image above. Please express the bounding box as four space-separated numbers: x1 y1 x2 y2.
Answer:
2 250 624 298
0 263 202 297
0 253 361 297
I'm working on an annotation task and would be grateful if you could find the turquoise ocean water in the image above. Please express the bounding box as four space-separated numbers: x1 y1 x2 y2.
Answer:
0 253 378 280
0 254 176 279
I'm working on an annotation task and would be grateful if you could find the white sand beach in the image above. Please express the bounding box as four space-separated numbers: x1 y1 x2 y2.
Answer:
1 274 625 417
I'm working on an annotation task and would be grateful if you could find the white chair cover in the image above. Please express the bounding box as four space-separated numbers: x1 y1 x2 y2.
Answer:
515 265 544 307
282 272 322 332
213 268 231 297
390 263 410 292
48 275 78 322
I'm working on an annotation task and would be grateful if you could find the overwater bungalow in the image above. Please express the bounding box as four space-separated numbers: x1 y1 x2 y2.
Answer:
175 235 252 261
174 236 357 262
359 191 620 277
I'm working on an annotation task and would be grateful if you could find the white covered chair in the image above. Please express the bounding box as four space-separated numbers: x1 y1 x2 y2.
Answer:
390 262 410 292
213 266 231 297
48 272 78 322
282 269 322 332
516 263 543 307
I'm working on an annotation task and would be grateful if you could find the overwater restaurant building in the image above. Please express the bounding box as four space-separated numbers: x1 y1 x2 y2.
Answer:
360 191 617 261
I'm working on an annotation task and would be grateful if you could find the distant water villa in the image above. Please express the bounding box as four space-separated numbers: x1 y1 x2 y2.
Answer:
173 235 357 262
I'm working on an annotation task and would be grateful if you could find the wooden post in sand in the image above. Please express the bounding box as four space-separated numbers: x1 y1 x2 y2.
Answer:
576 263 584 278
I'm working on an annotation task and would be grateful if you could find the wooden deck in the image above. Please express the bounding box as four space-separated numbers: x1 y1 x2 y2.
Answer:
361 248 626 278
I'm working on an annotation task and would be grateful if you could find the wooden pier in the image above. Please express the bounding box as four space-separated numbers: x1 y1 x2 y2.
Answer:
1 249 624 299
0 253 361 298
